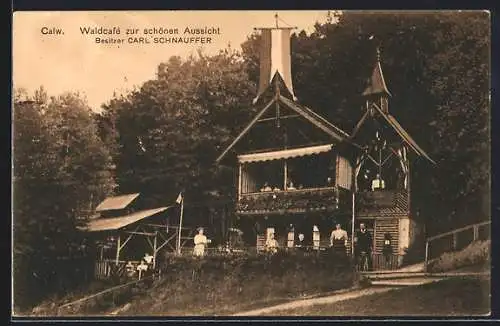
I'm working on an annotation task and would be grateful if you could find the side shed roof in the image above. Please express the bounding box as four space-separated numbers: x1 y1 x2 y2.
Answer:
83 206 171 232
95 193 140 212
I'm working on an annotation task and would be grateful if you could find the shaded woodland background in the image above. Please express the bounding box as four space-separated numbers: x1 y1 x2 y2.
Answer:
13 11 490 309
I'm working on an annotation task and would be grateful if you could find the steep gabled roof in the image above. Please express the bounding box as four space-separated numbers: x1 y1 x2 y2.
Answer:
278 95 350 140
215 96 351 164
351 102 435 164
380 108 435 164
215 98 276 164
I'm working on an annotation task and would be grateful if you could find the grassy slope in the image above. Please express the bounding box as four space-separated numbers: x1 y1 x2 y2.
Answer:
264 277 491 316
17 279 118 316
119 253 356 316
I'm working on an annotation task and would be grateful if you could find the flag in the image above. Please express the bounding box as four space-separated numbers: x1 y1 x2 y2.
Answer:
175 192 183 204
253 28 296 104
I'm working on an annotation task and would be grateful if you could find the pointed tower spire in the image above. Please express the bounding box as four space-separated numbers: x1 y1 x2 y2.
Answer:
363 45 391 113
362 46 391 98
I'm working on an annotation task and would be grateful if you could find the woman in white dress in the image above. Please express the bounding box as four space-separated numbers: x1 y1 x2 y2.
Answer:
193 227 210 257
265 232 279 254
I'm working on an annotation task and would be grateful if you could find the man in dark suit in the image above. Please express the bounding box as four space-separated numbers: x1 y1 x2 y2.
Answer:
355 223 373 270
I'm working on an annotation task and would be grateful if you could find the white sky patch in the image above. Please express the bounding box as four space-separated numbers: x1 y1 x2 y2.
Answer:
13 10 331 112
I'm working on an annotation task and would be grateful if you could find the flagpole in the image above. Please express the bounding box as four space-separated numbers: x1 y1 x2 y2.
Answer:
177 194 184 255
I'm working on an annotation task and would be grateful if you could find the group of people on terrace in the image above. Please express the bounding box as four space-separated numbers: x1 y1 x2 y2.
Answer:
264 222 375 269
258 179 327 193
258 173 387 193
189 221 384 271
259 181 304 192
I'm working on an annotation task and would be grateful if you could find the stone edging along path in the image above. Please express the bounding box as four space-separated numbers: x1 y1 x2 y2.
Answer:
232 272 490 316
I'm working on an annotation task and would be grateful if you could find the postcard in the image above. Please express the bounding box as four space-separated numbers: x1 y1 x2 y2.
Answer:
12 10 491 318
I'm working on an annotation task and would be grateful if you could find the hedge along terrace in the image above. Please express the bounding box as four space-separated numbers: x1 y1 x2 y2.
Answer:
121 250 356 316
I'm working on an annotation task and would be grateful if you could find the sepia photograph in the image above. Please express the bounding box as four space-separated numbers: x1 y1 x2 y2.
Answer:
12 10 491 318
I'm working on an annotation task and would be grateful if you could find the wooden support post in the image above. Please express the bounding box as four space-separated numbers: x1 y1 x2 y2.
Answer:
473 225 479 241
115 234 121 265
351 155 364 257
153 232 158 269
452 232 458 251
424 240 429 271
406 152 411 212
238 164 242 201
284 160 288 190
176 196 184 255
351 190 356 257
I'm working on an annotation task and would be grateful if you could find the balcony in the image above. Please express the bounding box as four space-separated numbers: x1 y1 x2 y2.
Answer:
237 187 350 216
356 190 409 216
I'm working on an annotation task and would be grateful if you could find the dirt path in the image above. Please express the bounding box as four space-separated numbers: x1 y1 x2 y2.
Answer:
232 270 489 316
232 287 402 316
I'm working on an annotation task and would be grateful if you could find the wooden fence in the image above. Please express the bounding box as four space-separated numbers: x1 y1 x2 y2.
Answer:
57 275 155 315
94 260 144 280
424 220 490 271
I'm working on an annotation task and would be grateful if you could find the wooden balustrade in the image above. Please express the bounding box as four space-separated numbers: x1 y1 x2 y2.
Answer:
356 190 408 214
424 220 491 271
237 187 342 214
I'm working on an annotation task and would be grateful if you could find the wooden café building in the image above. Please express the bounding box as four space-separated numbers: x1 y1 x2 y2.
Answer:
216 24 435 269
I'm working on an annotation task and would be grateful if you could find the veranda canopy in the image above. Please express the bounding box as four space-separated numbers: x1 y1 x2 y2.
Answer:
83 207 170 232
237 144 333 164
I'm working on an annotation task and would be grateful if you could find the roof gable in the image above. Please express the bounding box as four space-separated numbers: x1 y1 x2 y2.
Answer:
215 97 351 164
350 102 435 164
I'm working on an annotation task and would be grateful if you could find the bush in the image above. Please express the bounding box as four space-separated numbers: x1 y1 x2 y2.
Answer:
124 250 356 315
427 240 490 273
401 243 425 267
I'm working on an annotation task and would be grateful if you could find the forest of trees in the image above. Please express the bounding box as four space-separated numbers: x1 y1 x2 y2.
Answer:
12 11 490 310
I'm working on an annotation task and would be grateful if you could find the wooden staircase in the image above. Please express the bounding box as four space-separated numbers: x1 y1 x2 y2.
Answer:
362 220 491 287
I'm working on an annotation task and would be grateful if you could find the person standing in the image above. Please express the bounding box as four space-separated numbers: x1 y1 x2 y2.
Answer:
143 253 154 265
265 232 279 254
193 227 211 257
371 173 386 191
295 233 307 251
330 223 348 255
354 223 373 270
382 233 393 269
312 225 321 250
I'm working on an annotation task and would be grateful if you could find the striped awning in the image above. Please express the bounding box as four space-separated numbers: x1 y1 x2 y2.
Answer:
82 207 170 232
238 144 333 164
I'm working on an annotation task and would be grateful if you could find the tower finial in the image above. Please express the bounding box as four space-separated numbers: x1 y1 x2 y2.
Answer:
275 13 279 28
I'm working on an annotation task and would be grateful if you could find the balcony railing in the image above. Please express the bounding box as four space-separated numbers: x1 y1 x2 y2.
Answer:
356 190 408 215
237 187 349 215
